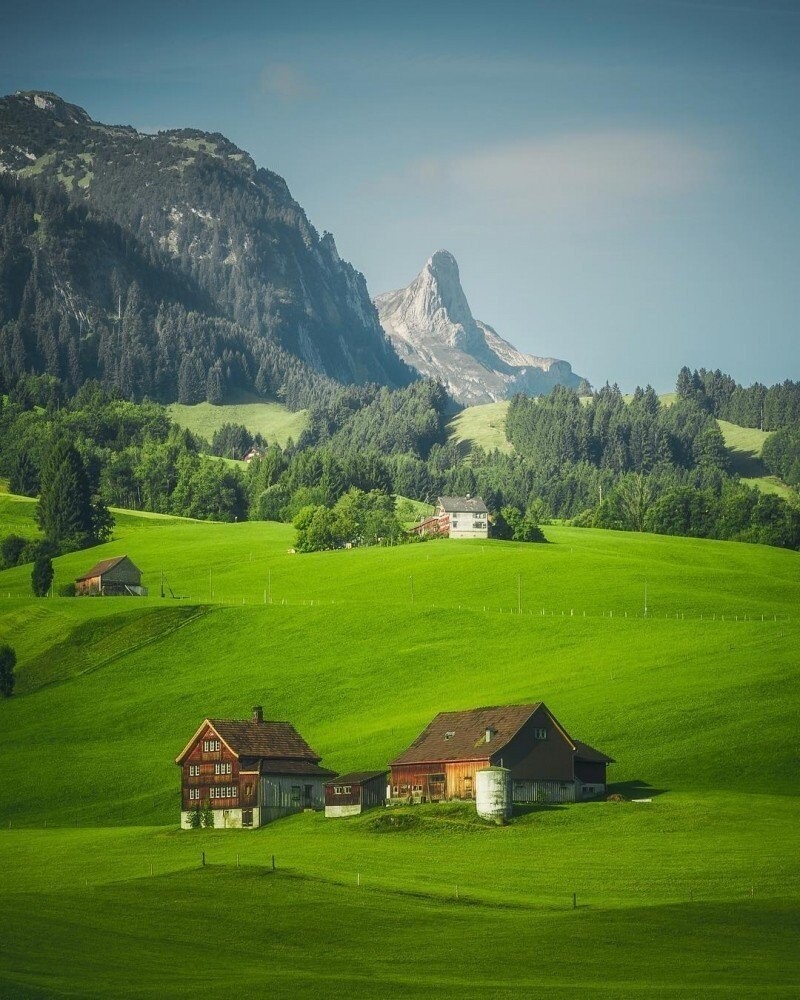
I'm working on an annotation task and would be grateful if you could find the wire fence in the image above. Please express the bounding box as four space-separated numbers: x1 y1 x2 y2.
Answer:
32 846 786 912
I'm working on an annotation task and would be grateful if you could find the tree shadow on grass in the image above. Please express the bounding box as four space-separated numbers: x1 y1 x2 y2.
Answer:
609 779 669 799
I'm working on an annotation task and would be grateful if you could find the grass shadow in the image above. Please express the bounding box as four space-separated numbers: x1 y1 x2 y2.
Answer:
512 802 569 817
608 779 669 799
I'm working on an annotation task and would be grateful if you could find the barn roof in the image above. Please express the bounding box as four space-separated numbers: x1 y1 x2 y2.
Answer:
324 770 387 786
437 495 489 514
175 718 322 764
75 555 133 581
390 704 545 765
573 740 615 764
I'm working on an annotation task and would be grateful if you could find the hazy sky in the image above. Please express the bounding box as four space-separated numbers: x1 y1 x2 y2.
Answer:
2 0 799 391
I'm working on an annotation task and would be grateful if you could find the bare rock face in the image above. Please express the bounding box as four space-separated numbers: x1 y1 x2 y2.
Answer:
375 251 583 405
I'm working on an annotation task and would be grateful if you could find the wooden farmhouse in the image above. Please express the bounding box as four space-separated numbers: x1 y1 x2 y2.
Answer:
324 771 387 818
411 495 489 539
75 556 147 596
175 706 335 828
389 703 613 805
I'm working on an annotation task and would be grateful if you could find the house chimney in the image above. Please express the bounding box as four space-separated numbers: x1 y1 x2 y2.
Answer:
485 727 494 743
252 705 263 723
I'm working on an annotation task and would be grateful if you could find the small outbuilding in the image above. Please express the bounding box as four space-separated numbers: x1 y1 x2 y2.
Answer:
75 556 147 596
324 771 387 818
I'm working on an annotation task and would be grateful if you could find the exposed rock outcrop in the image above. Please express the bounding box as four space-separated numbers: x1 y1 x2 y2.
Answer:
375 251 583 405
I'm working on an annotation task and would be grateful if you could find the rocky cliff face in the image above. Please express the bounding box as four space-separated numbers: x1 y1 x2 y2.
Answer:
0 90 412 390
375 250 583 405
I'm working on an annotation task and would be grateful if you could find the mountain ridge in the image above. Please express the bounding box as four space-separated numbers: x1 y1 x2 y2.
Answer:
375 250 584 405
0 90 413 397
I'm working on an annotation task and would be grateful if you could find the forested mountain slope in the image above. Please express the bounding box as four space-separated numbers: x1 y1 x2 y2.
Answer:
0 90 413 400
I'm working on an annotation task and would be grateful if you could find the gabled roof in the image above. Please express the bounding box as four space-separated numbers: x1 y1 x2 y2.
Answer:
390 704 544 765
324 770 387 786
175 718 321 764
75 555 133 582
573 740 615 764
437 495 489 514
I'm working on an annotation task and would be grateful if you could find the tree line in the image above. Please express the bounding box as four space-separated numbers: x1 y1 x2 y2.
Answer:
1 367 799 561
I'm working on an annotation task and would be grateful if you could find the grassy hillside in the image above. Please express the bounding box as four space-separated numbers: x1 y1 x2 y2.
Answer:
448 401 513 453
1 497 798 996
167 399 309 447
717 418 795 500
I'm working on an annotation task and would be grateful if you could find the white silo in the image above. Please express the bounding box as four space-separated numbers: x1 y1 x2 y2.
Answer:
476 767 512 823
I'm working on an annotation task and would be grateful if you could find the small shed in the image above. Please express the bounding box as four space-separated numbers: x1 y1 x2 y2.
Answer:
324 771 387 818
75 556 147 596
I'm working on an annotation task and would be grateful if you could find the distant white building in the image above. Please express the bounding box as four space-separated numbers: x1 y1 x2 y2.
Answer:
412 495 489 539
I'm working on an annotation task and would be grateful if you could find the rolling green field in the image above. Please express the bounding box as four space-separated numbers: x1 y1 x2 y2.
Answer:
448 400 513 453
167 398 309 447
717 418 795 501
1 495 798 996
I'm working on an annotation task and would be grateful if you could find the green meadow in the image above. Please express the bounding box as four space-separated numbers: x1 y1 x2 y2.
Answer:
1 495 799 996
448 400 514 453
717 418 795 501
167 398 309 447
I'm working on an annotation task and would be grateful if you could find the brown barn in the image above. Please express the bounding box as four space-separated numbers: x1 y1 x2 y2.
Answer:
75 556 147 596
175 706 335 828
324 771 387 818
389 703 613 804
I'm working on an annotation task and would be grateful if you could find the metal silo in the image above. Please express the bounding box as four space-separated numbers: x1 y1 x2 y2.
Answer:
475 766 512 823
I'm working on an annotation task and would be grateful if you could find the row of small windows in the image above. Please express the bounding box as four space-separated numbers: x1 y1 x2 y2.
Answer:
210 786 238 800
188 786 238 801
202 739 221 752
188 761 232 775
332 785 352 795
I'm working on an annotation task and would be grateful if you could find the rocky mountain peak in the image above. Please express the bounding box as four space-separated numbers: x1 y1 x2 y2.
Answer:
375 251 584 406
16 90 91 125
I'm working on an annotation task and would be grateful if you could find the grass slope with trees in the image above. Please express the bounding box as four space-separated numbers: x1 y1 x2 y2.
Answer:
0 495 799 996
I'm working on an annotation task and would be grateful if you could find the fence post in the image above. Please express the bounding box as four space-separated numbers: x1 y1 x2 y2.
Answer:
201 851 205 867
272 854 275 871
572 892 577 909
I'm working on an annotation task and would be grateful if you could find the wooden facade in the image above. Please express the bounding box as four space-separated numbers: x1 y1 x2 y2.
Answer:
389 703 613 804
75 556 147 596
324 771 387 818
175 706 335 828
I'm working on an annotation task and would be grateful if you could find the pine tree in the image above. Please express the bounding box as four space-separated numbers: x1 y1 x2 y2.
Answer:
37 440 94 547
0 643 15 697
31 553 53 597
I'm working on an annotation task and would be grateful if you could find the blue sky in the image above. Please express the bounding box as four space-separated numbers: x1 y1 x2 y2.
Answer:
2 0 799 391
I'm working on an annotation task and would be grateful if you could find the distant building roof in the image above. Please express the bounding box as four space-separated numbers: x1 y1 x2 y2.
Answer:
324 770 387 786
75 556 135 582
437 495 489 514
390 704 544 765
